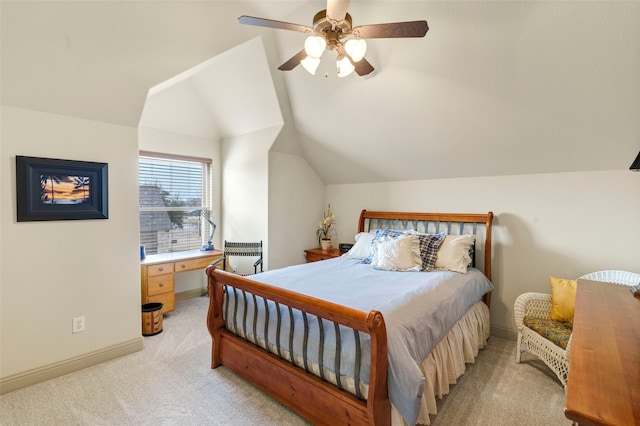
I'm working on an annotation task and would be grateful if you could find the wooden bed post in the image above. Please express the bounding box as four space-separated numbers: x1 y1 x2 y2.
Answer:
366 311 390 424
206 265 225 368
358 209 368 233
482 212 493 308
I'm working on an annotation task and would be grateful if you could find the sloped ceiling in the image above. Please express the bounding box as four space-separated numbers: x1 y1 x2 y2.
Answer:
139 37 283 139
2 1 639 184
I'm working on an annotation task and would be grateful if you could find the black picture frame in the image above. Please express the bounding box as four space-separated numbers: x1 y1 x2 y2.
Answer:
16 155 108 222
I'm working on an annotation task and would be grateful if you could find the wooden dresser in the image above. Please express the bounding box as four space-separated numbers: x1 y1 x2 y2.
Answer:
564 279 640 426
141 249 223 314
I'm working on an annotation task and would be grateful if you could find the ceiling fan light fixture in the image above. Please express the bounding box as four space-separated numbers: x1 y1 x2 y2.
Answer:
344 39 367 62
304 36 326 59
336 56 355 77
238 3 429 78
300 56 321 75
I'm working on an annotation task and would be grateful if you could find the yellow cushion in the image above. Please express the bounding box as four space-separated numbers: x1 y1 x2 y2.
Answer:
549 276 577 322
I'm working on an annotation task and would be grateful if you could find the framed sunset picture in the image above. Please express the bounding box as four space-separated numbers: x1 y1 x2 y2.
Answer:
16 156 108 222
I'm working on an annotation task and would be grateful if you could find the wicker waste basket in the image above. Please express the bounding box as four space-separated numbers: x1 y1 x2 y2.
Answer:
141 302 163 336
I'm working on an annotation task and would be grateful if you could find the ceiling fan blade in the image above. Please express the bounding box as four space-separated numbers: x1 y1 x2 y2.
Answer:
352 57 375 76
238 16 313 33
326 0 351 22
352 20 429 39
339 45 375 77
278 49 307 71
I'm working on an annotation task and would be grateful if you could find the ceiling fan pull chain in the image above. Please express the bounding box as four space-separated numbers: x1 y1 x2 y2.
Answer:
324 53 329 79
322 49 328 78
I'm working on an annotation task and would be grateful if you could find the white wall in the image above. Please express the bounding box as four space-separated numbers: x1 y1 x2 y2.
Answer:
326 170 640 336
220 131 325 273
1 106 141 382
138 126 221 294
0 99 314 391
221 127 279 273
268 152 326 269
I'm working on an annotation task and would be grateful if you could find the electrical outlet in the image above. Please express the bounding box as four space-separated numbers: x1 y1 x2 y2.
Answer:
72 316 85 334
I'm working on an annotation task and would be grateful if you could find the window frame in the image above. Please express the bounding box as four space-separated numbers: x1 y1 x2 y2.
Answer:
138 151 213 255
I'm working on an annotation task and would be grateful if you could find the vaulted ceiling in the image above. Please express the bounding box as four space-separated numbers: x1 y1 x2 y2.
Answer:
2 1 639 184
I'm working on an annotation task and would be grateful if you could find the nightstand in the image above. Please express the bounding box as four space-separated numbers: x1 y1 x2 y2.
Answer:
304 247 342 263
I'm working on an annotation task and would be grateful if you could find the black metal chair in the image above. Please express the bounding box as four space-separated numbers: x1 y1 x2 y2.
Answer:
211 240 263 276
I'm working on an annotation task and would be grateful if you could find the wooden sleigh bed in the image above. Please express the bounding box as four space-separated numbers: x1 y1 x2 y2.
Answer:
206 210 494 425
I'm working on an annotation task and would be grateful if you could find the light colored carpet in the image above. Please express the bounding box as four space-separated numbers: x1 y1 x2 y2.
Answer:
0 297 570 425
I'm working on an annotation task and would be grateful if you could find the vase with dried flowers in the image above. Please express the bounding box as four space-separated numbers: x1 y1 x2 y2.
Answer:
316 203 335 251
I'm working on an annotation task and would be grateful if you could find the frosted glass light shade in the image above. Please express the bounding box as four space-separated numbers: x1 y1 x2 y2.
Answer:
337 57 355 77
304 36 326 59
301 56 321 75
345 39 367 62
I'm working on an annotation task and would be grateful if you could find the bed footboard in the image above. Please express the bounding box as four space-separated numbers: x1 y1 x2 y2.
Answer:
206 266 390 426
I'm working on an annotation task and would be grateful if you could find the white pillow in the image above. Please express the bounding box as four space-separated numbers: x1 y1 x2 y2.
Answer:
371 234 422 271
343 232 375 259
435 234 475 274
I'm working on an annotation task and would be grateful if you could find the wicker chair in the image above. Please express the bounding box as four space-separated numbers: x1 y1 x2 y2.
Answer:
579 270 640 286
514 270 640 389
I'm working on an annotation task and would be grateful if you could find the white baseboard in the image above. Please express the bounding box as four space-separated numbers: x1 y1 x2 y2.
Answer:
491 325 518 340
0 337 143 395
175 288 206 302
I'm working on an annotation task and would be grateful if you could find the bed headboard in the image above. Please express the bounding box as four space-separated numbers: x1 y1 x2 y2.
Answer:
358 210 494 283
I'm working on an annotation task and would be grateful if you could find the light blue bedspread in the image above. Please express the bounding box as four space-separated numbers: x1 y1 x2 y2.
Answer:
226 257 493 425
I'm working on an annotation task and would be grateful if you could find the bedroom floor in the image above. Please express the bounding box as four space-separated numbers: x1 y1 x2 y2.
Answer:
0 297 570 425
430 337 570 425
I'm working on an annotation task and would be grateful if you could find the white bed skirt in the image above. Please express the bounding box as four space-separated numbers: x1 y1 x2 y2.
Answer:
391 301 491 426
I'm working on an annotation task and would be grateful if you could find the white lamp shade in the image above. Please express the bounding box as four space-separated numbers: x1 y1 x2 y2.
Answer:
304 36 326 59
300 56 321 75
337 56 355 77
345 39 367 62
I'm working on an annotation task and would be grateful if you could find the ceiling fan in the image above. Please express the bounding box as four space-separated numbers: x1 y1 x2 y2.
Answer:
238 0 429 77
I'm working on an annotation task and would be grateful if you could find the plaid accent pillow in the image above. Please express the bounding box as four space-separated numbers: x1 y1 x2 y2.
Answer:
410 230 446 271
363 229 446 271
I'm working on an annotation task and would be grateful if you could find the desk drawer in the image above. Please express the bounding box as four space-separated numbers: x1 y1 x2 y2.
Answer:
148 292 175 313
147 274 174 296
148 262 174 276
175 256 217 272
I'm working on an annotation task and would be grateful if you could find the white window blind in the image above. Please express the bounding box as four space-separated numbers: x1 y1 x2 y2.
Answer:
138 153 212 255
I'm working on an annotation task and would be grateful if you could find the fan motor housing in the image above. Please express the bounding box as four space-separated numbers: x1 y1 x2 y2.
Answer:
312 9 352 40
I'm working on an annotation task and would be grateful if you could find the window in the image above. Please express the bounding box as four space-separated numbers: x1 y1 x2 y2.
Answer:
138 152 212 255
